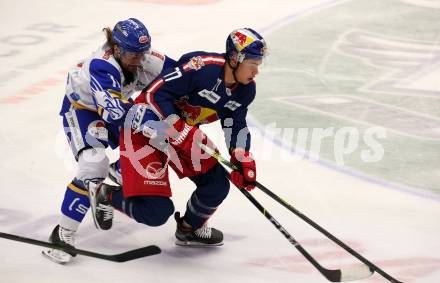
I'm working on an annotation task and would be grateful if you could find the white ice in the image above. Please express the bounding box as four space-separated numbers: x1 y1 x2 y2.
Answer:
0 0 439 283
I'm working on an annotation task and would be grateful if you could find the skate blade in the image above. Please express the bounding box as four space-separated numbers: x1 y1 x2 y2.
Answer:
42 249 72 264
175 239 224 247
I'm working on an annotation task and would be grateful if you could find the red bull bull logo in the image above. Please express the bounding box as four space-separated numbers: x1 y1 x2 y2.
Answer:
175 97 218 125
232 31 254 51
175 98 202 123
187 56 204 71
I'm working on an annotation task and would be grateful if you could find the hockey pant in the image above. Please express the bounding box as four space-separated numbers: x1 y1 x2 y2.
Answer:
117 129 230 229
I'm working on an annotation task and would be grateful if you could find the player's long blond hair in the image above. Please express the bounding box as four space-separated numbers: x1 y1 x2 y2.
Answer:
103 27 115 47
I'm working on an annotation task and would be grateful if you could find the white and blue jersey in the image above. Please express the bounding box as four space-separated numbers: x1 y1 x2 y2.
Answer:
60 43 175 157
137 51 255 151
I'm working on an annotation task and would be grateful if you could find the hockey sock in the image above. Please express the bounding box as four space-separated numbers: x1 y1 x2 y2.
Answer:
60 179 90 225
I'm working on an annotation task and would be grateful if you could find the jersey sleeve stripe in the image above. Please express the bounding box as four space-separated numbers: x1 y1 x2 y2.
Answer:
67 182 89 196
145 78 165 118
69 99 96 112
90 75 104 93
108 89 130 103
182 64 191 72
182 56 225 72
201 56 225 65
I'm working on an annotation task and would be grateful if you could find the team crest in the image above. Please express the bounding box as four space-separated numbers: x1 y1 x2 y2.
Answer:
187 56 204 71
232 31 254 51
139 35 149 44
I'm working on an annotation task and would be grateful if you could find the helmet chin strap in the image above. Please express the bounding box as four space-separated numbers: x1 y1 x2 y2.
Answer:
227 55 241 84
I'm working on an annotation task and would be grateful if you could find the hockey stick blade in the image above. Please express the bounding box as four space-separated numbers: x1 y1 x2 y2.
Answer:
339 266 374 282
296 243 374 282
0 232 161 262
319 265 374 282
107 245 161 262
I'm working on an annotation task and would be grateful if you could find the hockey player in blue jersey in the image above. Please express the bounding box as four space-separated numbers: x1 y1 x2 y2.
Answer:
43 18 175 264
93 28 267 246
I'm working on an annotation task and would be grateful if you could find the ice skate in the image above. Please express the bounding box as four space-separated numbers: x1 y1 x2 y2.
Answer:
88 182 116 230
174 212 223 247
42 225 76 264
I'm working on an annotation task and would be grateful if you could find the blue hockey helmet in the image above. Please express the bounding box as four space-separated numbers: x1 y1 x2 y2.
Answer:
226 28 267 63
112 18 151 53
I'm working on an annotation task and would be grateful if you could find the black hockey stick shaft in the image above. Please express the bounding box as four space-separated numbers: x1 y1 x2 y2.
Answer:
0 232 160 262
197 143 401 283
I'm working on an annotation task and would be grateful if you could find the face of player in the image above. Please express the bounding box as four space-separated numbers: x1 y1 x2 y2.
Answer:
115 46 147 74
235 58 262 84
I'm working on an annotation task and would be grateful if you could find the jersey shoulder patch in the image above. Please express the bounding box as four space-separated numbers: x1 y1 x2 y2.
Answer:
184 56 205 71
182 55 225 72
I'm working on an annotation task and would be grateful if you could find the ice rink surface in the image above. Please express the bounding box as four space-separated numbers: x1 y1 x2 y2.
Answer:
0 0 439 282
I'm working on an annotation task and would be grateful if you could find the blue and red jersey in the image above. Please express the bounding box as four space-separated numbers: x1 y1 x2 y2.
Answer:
135 51 255 151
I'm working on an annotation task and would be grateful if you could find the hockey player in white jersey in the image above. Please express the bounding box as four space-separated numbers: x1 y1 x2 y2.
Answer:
42 18 175 264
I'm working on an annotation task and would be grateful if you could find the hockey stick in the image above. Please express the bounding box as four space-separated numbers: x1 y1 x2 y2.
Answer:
0 232 161 262
197 143 401 283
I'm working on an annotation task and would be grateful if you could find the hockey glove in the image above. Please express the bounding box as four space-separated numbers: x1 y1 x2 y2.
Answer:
230 148 256 191
128 104 169 139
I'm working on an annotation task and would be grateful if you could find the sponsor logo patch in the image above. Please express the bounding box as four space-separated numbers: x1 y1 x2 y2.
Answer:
143 180 168 186
87 120 108 140
145 161 167 179
150 50 165 61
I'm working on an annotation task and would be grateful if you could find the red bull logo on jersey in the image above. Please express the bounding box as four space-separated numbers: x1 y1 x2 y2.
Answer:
187 56 205 71
175 97 218 125
232 31 255 51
